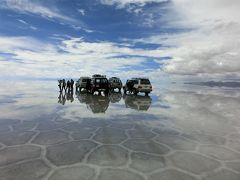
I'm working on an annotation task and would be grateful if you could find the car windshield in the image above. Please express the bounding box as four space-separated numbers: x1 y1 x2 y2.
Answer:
113 79 121 83
141 79 150 84
95 78 108 84
101 78 108 83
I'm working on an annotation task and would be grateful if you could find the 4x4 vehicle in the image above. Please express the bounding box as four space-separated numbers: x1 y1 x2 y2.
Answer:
109 77 122 92
90 76 109 95
123 78 152 96
75 77 91 92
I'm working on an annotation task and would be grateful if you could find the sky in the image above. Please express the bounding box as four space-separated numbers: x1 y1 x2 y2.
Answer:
0 0 239 81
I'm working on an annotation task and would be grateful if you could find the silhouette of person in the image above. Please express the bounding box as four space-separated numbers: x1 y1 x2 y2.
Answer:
70 79 74 91
67 80 71 91
58 80 62 91
62 79 66 92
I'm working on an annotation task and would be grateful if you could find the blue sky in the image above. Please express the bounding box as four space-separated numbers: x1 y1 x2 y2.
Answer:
0 0 239 81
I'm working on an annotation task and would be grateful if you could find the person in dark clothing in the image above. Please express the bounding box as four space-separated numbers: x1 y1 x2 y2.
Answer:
62 79 66 92
70 79 74 91
58 80 62 91
67 80 71 91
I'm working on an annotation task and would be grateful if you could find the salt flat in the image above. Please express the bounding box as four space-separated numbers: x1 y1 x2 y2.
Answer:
0 80 240 180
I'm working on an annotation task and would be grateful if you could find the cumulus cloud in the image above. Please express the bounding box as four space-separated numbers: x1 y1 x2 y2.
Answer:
130 0 240 79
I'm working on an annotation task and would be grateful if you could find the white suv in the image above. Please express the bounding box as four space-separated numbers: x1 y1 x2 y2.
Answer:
124 78 152 96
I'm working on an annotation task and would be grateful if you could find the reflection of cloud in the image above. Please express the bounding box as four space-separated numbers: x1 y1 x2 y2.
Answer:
156 88 240 136
0 80 239 139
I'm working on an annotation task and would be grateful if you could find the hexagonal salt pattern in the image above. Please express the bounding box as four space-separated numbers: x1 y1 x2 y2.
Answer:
123 139 170 155
0 115 240 180
203 169 240 180
32 130 69 145
0 145 41 166
93 127 127 144
0 131 36 146
87 145 128 166
169 152 221 175
149 169 198 180
46 140 97 166
99 168 144 180
49 166 95 180
130 152 166 172
0 160 50 180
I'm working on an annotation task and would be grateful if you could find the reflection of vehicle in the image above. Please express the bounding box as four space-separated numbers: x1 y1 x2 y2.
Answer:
123 94 152 111
75 77 91 92
90 75 109 95
76 92 110 113
109 77 122 92
123 78 152 96
75 91 91 104
109 92 122 103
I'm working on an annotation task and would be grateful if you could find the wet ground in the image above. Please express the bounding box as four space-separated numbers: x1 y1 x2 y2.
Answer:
0 80 240 180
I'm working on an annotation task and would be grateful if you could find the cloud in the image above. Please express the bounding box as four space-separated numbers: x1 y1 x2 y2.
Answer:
0 0 75 22
99 0 168 8
0 36 165 79
77 9 85 16
17 19 38 30
129 0 240 79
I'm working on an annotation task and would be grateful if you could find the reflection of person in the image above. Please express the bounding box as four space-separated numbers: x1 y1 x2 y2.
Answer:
58 91 66 105
66 90 74 103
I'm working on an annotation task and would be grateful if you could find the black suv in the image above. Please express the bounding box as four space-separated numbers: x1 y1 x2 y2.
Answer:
90 76 109 95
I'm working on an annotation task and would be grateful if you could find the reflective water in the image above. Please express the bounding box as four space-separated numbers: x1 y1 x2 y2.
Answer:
0 80 240 180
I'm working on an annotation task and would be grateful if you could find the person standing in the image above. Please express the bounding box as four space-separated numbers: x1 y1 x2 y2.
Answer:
62 79 66 92
58 80 62 92
70 79 74 91
67 80 71 91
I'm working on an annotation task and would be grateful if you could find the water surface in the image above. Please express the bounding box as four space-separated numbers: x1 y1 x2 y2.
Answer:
0 80 240 180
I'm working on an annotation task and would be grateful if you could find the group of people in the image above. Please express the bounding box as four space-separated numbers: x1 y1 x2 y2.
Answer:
58 79 74 92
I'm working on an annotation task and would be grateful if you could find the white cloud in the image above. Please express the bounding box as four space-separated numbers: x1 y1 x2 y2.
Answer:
99 0 168 8
77 9 85 16
17 19 38 30
0 36 164 79
1 0 75 22
129 0 240 79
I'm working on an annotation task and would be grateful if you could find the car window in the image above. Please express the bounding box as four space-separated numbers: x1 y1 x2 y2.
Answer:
96 79 101 83
141 79 150 84
133 80 138 84
101 78 108 83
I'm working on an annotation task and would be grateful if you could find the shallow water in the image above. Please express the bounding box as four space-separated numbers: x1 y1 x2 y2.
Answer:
0 80 240 180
